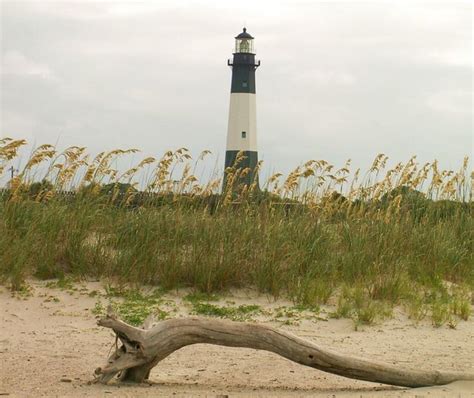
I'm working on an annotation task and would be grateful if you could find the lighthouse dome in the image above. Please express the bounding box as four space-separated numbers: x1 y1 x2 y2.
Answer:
235 27 254 39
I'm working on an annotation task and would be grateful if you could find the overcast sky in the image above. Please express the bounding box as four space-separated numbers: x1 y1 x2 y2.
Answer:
1 0 472 179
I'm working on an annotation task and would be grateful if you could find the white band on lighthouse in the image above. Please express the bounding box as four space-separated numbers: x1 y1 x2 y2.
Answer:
226 93 257 152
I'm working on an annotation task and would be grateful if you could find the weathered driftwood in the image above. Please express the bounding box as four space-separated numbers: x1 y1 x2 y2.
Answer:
95 309 474 388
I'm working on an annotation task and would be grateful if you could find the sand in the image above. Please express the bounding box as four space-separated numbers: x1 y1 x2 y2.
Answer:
0 280 473 397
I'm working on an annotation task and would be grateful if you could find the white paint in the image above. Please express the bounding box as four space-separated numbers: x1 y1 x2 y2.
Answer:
226 93 257 151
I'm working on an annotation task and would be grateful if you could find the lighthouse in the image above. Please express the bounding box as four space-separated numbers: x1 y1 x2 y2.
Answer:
224 27 260 189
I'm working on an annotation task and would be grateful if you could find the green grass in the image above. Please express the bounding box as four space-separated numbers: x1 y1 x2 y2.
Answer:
431 301 451 328
272 305 324 325
183 290 262 321
329 286 392 328
1 194 472 327
0 141 473 328
183 291 220 303
45 276 76 291
191 302 262 321
92 287 169 326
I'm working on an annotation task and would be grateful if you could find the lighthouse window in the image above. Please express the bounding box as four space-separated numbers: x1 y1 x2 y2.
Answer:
242 81 248 88
239 39 250 53
241 131 247 139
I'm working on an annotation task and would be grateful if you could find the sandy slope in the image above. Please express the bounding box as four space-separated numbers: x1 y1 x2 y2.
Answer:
0 280 473 397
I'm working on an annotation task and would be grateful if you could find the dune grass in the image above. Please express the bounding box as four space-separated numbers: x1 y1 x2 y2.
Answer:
0 138 472 327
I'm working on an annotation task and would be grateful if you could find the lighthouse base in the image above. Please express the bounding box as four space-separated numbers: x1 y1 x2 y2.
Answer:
223 150 259 191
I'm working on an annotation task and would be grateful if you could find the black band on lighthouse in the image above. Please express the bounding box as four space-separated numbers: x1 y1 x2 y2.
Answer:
224 150 259 188
230 53 258 94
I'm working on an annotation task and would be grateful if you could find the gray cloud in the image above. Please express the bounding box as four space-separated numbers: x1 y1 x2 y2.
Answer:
1 0 472 180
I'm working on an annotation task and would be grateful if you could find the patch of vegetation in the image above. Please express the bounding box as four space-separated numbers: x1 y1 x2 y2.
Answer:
92 298 105 316
291 303 321 313
431 301 451 328
93 287 169 326
183 291 220 303
11 282 33 299
273 308 300 325
274 306 297 320
330 295 353 320
104 284 129 298
330 283 472 329
328 286 392 329
273 305 323 325
1 140 472 329
112 289 168 326
353 301 391 328
450 293 471 321
426 287 471 327
45 277 76 291
112 300 168 326
405 296 429 322
44 295 60 303
289 278 333 307
192 303 261 321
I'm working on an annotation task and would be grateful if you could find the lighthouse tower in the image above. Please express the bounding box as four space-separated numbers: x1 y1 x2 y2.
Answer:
224 27 260 189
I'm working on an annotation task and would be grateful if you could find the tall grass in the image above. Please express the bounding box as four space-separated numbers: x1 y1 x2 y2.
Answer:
0 138 472 325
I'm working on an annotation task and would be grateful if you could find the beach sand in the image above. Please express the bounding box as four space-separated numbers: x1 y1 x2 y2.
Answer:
1 280 473 397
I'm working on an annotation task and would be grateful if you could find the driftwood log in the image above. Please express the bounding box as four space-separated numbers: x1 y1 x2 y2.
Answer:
94 309 474 388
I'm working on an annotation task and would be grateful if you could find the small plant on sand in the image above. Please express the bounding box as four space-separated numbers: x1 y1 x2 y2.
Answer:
104 283 129 298
329 286 392 328
272 305 322 325
289 278 333 308
10 282 33 299
450 291 471 321
192 303 261 321
431 301 451 328
110 288 168 326
94 286 169 326
330 293 353 319
44 295 60 303
455 300 471 321
183 291 220 303
292 303 321 313
45 277 76 291
354 301 390 328
92 298 105 316
405 296 429 322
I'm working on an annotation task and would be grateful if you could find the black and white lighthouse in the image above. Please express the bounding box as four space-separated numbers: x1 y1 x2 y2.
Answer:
224 28 260 188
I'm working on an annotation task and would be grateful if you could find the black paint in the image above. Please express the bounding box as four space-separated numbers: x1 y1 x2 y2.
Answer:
223 150 259 189
229 53 260 94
